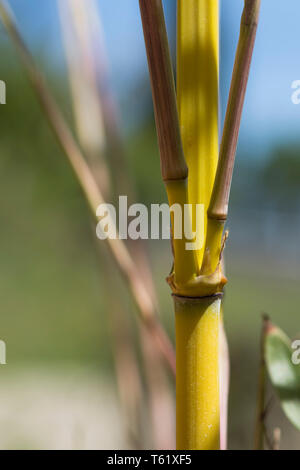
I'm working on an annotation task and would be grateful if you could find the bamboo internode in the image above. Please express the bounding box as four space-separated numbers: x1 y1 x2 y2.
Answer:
175 295 222 450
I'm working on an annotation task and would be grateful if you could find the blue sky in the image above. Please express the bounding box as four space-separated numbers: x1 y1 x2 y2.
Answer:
3 0 300 157
221 0 300 156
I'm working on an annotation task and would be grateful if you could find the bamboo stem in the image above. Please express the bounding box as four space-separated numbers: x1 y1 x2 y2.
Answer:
0 0 175 376
175 295 221 450
140 0 223 450
176 0 221 451
140 0 261 451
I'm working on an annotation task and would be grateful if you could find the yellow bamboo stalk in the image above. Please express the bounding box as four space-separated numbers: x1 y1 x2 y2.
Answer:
176 0 220 450
140 0 260 451
139 0 224 450
175 295 221 450
177 0 219 270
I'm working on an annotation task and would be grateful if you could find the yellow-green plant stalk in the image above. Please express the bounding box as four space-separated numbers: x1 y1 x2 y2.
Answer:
139 0 224 450
177 0 261 449
176 0 221 450
140 0 261 450
140 0 224 449
175 295 222 450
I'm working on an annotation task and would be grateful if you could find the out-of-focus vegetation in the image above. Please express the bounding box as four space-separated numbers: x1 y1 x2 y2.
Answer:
1 39 300 448
263 146 300 209
0 50 111 366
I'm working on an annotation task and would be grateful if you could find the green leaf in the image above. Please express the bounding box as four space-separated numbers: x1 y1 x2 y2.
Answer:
264 322 300 431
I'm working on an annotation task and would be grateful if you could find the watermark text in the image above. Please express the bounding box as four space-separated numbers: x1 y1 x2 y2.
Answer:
0 340 6 365
96 196 204 251
292 339 300 365
291 80 300 104
0 80 6 104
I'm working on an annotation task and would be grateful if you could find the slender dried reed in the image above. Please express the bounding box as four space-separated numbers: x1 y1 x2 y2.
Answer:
58 0 175 447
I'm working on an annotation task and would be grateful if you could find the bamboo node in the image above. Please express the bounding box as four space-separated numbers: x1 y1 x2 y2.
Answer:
172 292 223 304
167 230 228 298
166 262 227 298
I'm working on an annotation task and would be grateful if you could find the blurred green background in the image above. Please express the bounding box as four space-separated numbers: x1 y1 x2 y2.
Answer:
0 0 300 450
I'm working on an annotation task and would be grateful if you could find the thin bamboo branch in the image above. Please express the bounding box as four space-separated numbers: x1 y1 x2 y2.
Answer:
139 0 187 183
208 0 261 221
139 0 197 286
0 0 175 376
